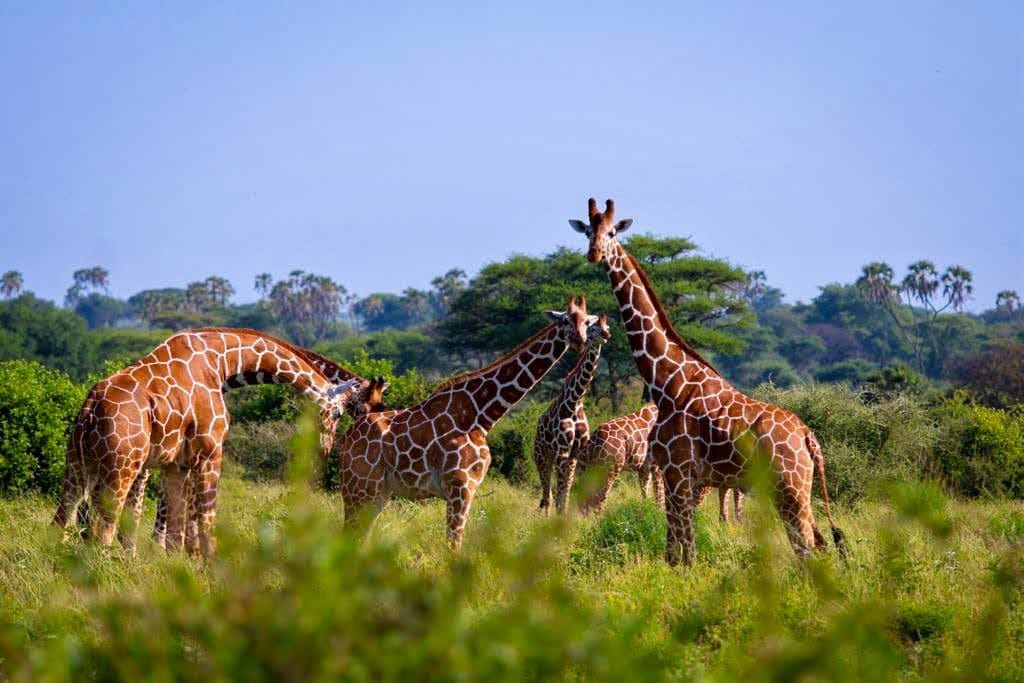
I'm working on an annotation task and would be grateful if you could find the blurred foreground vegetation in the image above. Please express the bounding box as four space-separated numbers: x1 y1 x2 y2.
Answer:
0 414 1022 681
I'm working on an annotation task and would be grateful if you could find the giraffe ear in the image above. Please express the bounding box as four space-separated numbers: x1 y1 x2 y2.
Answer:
614 219 633 234
569 219 588 234
544 310 566 322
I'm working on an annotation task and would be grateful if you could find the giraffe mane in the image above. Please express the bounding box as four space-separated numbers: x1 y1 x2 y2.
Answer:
430 322 558 394
621 253 721 375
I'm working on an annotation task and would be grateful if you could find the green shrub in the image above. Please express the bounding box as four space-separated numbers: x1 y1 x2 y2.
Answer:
223 420 295 481
0 360 85 496
932 395 1024 498
754 383 937 502
570 498 711 570
488 429 531 484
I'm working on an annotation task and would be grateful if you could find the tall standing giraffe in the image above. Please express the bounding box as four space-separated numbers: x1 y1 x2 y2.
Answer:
570 199 845 565
338 296 596 547
533 313 611 513
53 328 363 556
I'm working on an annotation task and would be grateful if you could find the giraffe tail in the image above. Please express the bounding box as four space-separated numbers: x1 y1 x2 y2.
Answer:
807 433 847 558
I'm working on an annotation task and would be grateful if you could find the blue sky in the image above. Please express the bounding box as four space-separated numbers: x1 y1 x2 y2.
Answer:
1 2 1020 311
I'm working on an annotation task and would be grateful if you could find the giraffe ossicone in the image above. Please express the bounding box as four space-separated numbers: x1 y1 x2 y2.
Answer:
571 198 846 566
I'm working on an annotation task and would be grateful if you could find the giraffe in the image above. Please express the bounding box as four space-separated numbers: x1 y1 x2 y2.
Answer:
337 296 597 548
53 328 364 556
533 313 612 514
149 368 389 554
570 198 845 565
575 403 664 514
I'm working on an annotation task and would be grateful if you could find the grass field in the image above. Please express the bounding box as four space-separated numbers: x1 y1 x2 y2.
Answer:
2 421 1023 682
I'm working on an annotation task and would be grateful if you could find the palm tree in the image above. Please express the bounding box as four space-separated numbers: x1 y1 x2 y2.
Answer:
254 273 273 300
996 290 1021 313
1 270 23 299
204 276 235 306
856 262 896 304
941 266 973 313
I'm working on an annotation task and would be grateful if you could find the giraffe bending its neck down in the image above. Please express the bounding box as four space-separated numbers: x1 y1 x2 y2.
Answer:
571 198 846 565
338 296 596 548
533 313 611 514
53 328 363 557
575 404 664 514
148 357 381 554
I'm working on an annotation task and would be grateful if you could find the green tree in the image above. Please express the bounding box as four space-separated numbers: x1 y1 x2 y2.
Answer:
0 271 23 299
438 235 750 410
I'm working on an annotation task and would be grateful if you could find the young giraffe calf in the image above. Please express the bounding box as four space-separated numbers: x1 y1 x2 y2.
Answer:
533 313 612 514
575 404 663 514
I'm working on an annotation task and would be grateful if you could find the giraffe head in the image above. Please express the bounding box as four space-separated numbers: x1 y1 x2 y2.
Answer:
589 313 612 346
319 377 369 455
569 197 633 264
545 295 596 353
346 375 391 419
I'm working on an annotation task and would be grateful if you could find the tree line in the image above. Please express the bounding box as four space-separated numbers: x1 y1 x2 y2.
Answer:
1 235 1022 410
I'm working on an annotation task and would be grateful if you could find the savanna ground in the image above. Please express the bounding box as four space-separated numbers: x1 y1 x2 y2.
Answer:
1 414 1023 682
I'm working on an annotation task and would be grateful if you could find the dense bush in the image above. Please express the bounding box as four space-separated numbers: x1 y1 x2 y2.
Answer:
932 395 1024 498
0 360 85 496
223 420 296 481
755 384 938 502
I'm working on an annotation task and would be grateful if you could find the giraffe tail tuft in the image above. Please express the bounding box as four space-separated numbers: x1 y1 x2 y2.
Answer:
807 432 848 559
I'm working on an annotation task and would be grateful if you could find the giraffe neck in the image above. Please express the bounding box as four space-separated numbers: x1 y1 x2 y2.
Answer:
185 329 335 408
603 243 717 390
558 341 604 412
432 323 569 432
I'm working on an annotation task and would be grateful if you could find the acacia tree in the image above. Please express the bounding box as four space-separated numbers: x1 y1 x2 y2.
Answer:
1 271 23 299
438 235 750 410
857 260 974 376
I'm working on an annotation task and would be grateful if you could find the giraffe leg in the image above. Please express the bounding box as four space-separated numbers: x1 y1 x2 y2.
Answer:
445 479 477 550
637 465 652 499
651 466 666 511
661 461 700 567
718 486 729 523
160 464 189 552
184 471 201 557
90 451 146 547
152 480 168 549
534 446 553 513
777 486 816 558
117 468 151 555
53 454 90 533
189 441 224 558
733 488 745 522
554 453 578 514
583 461 622 516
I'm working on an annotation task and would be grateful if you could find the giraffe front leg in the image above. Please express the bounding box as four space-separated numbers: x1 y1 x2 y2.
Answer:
582 460 622 516
554 452 578 515
160 464 189 552
718 486 729 523
445 479 477 550
534 445 553 513
184 471 201 556
190 442 224 559
733 488 745 522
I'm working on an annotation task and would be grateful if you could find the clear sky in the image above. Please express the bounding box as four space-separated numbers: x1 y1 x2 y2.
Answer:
1 2 1020 310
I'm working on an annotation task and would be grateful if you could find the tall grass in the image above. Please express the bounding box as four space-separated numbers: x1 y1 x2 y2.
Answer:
1 412 1023 680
